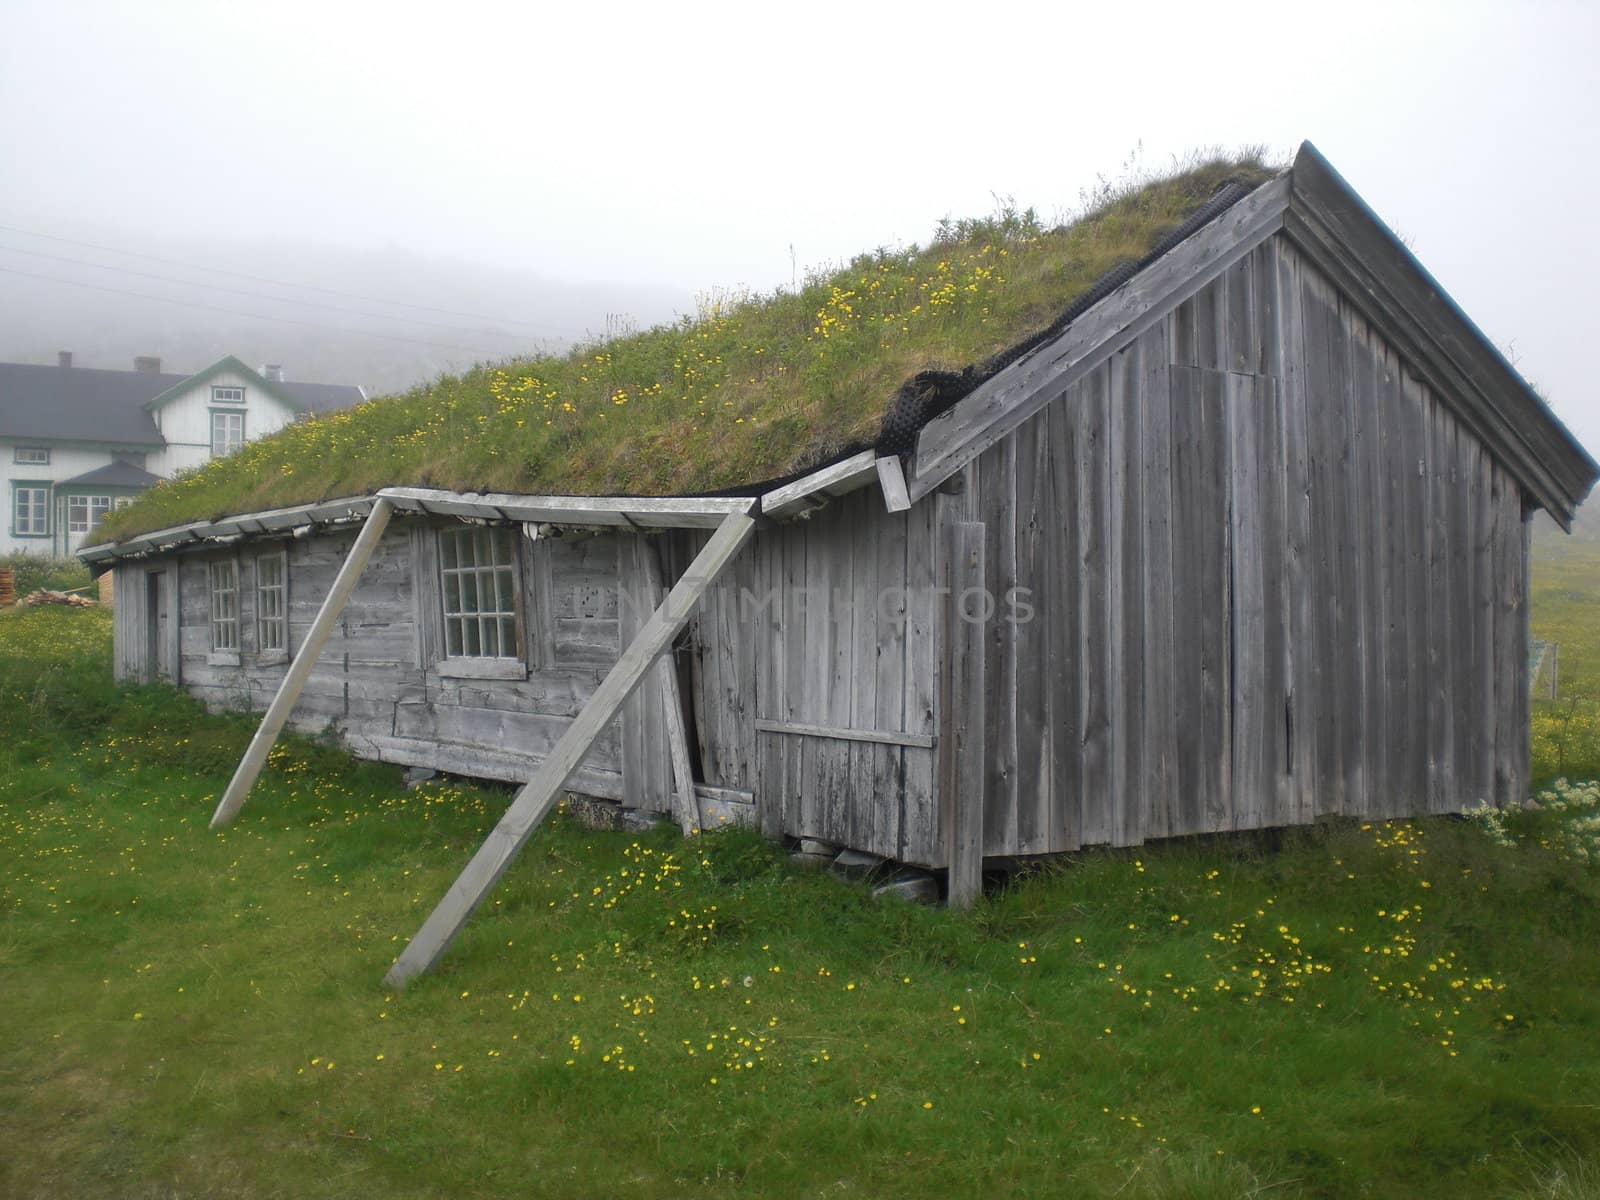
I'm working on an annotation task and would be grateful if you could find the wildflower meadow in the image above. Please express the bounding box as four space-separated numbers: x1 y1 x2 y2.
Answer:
3 522 1600 1197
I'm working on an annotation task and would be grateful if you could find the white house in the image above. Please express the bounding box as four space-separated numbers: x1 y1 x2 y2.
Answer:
1 353 365 557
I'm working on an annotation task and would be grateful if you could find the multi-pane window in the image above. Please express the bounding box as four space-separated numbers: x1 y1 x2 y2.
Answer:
212 385 245 404
209 560 239 652
12 485 48 535
211 410 245 457
439 527 519 659
66 495 113 534
14 447 49 465
256 551 287 655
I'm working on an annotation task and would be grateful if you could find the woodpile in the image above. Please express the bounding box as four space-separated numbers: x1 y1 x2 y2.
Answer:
0 567 13 606
21 589 96 608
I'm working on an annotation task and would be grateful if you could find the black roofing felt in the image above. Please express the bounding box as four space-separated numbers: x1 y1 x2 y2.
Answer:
0 363 175 446
57 460 163 489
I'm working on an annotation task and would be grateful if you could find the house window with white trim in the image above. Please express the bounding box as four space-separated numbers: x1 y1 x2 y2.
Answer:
256 550 288 657
439 526 521 660
211 410 245 457
14 447 50 465
67 495 113 534
211 385 245 404
11 483 49 536
209 559 239 654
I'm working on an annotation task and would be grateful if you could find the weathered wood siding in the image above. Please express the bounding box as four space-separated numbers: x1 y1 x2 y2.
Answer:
658 488 943 863
134 521 632 800
969 232 1529 853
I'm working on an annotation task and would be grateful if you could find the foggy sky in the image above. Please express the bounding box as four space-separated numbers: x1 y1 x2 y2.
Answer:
3 0 1597 452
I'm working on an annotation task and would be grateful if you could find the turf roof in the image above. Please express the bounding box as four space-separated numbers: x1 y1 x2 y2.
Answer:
99 152 1276 542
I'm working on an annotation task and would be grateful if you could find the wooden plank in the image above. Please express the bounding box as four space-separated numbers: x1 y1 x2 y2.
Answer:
1472 443 1497 805
635 541 700 835
1229 370 1268 831
752 720 934 749
1109 337 1143 846
385 505 758 987
908 176 1293 500
1399 366 1432 814
1196 367 1232 833
1426 396 1455 813
378 486 751 529
209 499 394 828
1300 271 1343 817
871 505 909 858
899 492 940 863
1077 367 1113 844
981 434 1019 854
1012 408 1052 854
1167 365 1205 836
1139 358 1176 843
1379 344 1415 819
847 494 882 852
760 450 880 519
1047 379 1082 852
1348 311 1387 818
876 455 912 513
941 520 986 906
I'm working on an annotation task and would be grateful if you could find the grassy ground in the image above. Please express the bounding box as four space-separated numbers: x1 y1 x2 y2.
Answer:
3 604 1599 1198
1530 504 1600 785
101 152 1274 541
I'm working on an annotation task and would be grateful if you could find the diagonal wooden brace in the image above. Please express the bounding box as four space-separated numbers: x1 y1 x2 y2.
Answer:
210 498 395 829
384 503 757 987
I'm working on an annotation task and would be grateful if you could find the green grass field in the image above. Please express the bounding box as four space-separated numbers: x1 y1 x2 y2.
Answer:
2 512 1599 1198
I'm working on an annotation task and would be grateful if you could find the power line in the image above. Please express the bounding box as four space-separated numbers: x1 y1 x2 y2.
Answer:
0 265 527 357
0 241 548 340
0 220 592 337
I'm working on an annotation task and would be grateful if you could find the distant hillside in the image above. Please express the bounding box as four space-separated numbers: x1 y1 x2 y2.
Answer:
0 233 693 395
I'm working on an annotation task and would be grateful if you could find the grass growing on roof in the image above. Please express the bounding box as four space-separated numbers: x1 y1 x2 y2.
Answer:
100 152 1275 542
5 605 1600 1197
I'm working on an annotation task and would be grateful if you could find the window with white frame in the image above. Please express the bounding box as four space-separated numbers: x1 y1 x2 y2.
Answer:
66 495 113 534
211 410 245 457
13 447 50 465
256 550 288 656
211 385 245 404
11 484 49 536
209 560 239 653
439 526 520 659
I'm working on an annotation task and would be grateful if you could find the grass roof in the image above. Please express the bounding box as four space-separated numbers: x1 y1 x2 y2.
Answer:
101 151 1277 543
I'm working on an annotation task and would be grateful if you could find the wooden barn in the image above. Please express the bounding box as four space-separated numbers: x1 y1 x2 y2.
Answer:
83 143 1596 980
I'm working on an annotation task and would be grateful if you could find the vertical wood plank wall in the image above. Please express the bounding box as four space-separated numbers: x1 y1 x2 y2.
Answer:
134 522 632 799
972 232 1529 854
664 489 943 865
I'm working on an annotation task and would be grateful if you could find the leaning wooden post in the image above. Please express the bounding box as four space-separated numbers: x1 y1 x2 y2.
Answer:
209 498 395 829
940 521 986 907
385 505 757 987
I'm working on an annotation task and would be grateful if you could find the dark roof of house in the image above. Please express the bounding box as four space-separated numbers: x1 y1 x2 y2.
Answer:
0 358 366 448
0 363 175 446
277 379 367 413
57 461 163 489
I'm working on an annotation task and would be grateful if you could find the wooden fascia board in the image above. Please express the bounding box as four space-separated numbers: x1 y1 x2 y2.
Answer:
758 449 880 519
1282 142 1597 527
904 174 1292 503
376 486 752 528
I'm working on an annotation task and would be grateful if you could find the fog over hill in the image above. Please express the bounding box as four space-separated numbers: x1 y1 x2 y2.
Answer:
0 228 695 396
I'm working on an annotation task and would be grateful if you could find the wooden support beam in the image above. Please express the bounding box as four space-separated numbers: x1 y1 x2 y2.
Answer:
760 450 879 519
209 498 395 829
384 504 758 987
640 540 701 835
940 520 986 907
876 455 911 513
